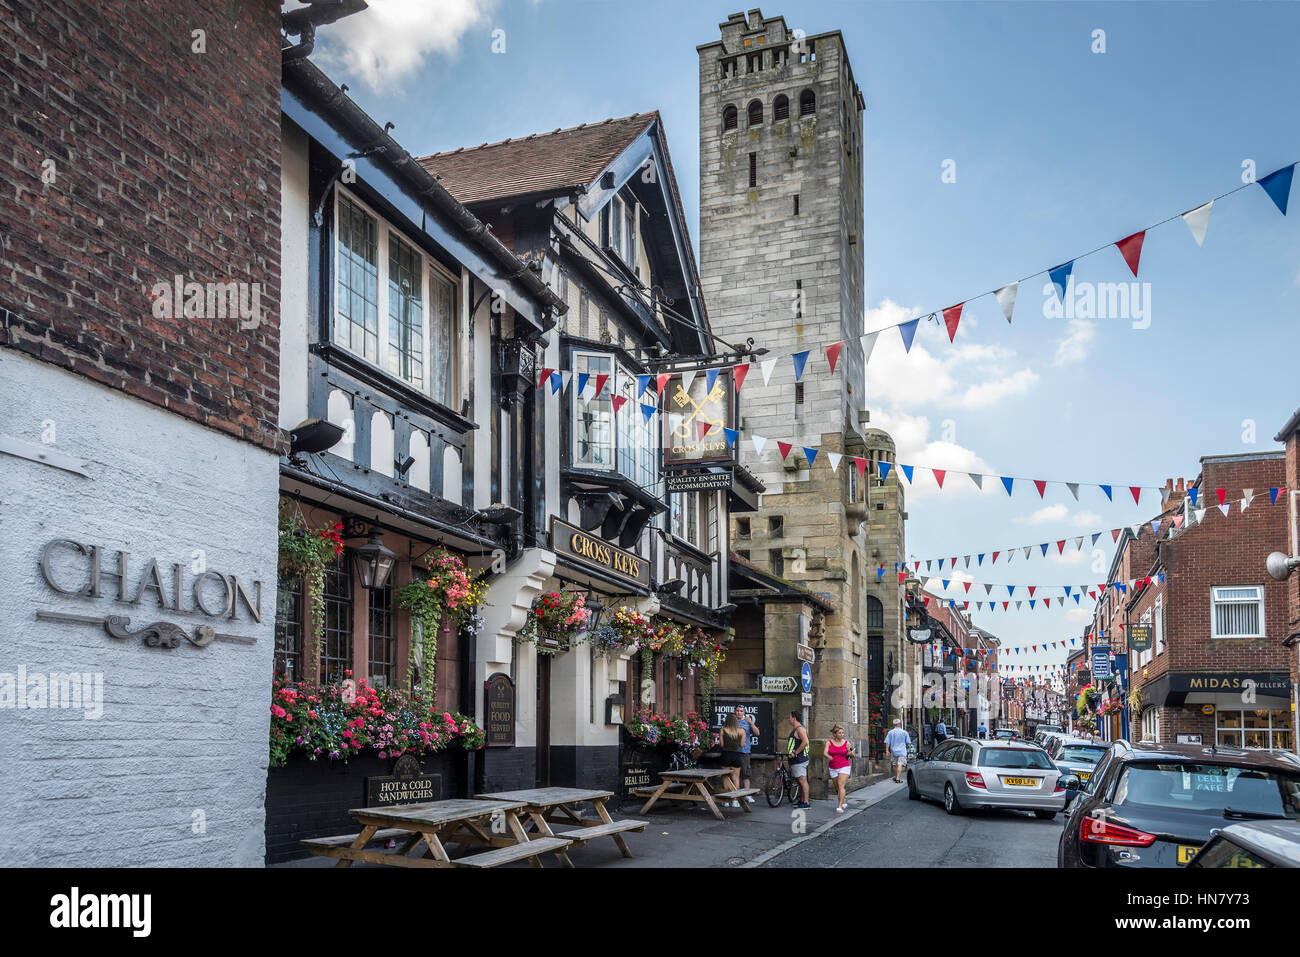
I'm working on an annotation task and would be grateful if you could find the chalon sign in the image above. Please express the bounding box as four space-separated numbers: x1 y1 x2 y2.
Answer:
662 369 735 468
35 539 262 648
550 519 651 588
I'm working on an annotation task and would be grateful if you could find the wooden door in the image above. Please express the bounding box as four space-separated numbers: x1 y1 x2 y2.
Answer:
535 654 551 787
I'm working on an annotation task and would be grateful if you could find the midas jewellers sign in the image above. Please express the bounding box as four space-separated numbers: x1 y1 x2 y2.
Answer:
550 519 650 588
36 539 263 648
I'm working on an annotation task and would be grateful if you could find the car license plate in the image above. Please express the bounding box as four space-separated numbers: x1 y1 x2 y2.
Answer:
1176 845 1200 865
1003 777 1037 787
1076 771 1091 780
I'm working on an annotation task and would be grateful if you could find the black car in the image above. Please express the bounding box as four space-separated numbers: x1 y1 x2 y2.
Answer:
1057 740 1300 868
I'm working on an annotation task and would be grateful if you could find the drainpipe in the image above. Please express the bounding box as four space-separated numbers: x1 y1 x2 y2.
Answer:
282 0 369 62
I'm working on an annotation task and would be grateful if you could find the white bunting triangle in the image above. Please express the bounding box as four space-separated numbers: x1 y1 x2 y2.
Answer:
827 452 842 473
1074 536 1084 549
669 413 684 434
968 472 984 490
1066 482 1079 500
760 358 778 386
1023 546 1033 559
1218 503 1230 518
561 371 572 391
681 370 696 395
1241 489 1254 510
994 282 1018 322
1182 200 1213 248
862 332 879 367
984 584 993 595
751 434 768 456
1160 486 1171 506
1129 523 1143 537
964 556 971 568
1194 507 1207 524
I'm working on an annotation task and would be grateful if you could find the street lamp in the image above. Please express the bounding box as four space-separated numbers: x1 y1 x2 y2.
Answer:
352 528 397 591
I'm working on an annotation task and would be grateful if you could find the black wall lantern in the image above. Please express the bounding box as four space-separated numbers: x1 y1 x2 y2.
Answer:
352 528 397 591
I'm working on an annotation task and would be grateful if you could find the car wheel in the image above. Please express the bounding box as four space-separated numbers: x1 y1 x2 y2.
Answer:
1035 810 1057 821
943 783 962 815
907 772 918 800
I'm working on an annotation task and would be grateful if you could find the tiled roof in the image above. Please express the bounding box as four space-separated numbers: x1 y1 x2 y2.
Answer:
418 113 658 206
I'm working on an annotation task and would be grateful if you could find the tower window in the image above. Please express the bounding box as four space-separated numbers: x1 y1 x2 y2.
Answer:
794 382 803 405
774 94 789 121
769 516 784 538
769 549 784 577
723 104 737 131
748 99 763 127
737 517 751 539
800 89 816 117
793 194 799 215
748 153 756 188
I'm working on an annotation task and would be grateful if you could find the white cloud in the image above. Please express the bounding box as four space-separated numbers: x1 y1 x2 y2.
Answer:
960 368 1040 409
305 0 497 92
1015 506 1102 527
1065 608 1090 621
867 409 1001 503
1047 549 1089 566
1053 319 1096 366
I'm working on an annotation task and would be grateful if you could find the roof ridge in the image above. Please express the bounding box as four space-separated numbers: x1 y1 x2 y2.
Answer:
419 111 657 160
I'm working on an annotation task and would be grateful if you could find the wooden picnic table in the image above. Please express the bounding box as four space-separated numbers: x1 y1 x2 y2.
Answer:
634 768 761 822
300 798 571 869
474 787 648 864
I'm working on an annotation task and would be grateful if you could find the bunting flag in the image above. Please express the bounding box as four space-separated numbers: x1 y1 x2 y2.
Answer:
943 303 964 342
611 395 628 415
933 468 946 489
899 318 920 354
705 369 719 394
697 421 713 440
791 350 811 382
656 373 671 395
900 464 914 484
1100 485 1112 501
994 282 1017 322
723 427 739 449
803 447 819 467
1258 163 1295 215
751 434 767 456
1215 488 1227 506
825 341 844 375
640 402 656 422
862 331 879 368
1048 261 1074 302
1189 487 1199 507
594 373 609 398
878 461 892 483
539 368 554 389
1115 230 1146 276
1271 488 1284 505
760 358 778 386
776 441 793 461
1182 200 1213 247
681 370 696 395
636 374 652 397
1034 480 1047 498
1001 476 1014 496
733 363 749 392
968 472 984 490
827 452 842 472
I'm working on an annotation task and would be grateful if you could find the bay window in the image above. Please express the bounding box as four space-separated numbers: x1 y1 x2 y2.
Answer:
334 189 460 409
572 350 657 484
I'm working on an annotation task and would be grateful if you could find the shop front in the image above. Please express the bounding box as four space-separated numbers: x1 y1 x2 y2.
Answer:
1141 671 1294 751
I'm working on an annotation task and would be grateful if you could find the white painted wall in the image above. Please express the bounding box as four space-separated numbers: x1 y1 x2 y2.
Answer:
0 350 278 866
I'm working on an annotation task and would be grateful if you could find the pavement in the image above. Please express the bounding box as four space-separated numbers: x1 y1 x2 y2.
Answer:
276 772 1061 868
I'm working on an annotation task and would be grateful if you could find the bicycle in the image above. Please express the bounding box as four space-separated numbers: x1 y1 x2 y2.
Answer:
667 748 698 772
765 754 802 807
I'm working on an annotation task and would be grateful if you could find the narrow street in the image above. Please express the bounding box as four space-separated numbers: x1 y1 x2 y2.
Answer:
765 783 1061 868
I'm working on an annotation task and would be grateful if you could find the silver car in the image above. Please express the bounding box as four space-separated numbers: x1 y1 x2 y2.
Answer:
908 737 1066 819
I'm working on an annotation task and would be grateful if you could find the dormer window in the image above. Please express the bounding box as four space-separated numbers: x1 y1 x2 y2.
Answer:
599 193 638 273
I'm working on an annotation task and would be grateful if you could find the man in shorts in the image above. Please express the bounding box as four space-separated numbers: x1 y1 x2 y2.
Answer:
884 718 911 784
734 705 759 803
787 711 811 808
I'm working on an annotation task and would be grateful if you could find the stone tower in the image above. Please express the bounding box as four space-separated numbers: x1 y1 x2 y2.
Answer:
699 10 901 767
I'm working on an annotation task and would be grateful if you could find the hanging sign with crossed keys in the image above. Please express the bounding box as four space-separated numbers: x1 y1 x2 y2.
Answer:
661 370 735 468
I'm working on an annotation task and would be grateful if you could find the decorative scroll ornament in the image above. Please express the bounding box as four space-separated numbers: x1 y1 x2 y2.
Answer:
104 616 215 649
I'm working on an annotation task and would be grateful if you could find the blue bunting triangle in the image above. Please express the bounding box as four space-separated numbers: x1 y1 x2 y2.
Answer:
1029 600 1036 609
1008 586 1016 597
1190 488 1200 506
977 553 985 565
942 579 951 590
637 374 652 397
1258 164 1295 215
792 350 811 381
1048 261 1074 302
706 369 719 393
878 461 892 483
1073 595 1080 604
723 427 739 449
898 319 920 353
1040 543 1049 556
549 372 563 394
640 403 656 422
1001 476 1014 496
1064 586 1072 596
1100 485 1113 501
900 464 914 483
939 558 946 570
576 372 589 396
803 447 819 466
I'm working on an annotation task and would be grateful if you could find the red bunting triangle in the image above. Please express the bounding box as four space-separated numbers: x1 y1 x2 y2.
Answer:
992 551 1000 563
777 441 793 461
1089 590 1097 599
656 374 671 395
853 457 868 476
1003 602 1009 611
924 597 930 606
1034 480 1047 498
594 374 609 397
1215 488 1226 506
733 363 749 392
825 342 844 375
1115 230 1146 277
539 368 554 389
1044 598 1051 608
697 421 713 440
1129 486 1142 505
933 468 946 488
1028 586 1037 597
1112 528 1121 542
963 581 971 593
1057 540 1066 553
611 396 628 414
942 303 964 343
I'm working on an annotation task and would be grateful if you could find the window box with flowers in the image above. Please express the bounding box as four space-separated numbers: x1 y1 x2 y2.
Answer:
276 504 345 667
517 590 591 655
395 547 486 694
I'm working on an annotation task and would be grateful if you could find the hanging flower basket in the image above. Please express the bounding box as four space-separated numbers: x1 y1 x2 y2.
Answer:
517 591 591 656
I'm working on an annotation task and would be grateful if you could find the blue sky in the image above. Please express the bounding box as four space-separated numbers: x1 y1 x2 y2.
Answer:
307 0 1300 682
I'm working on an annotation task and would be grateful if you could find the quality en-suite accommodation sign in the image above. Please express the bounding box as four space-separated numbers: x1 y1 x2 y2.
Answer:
550 519 651 588
662 370 735 468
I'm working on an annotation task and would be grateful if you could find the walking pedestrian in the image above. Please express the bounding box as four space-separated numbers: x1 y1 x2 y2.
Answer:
719 714 747 806
884 718 911 784
825 723 854 812
733 704 759 804
934 718 948 744
977 721 988 739
786 712 811 809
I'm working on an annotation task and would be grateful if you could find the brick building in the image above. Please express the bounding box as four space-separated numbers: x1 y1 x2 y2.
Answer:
0 0 286 865
1121 454 1295 753
1273 409 1300 715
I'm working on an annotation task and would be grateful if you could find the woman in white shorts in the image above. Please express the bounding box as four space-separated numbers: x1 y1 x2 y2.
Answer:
825 723 854 812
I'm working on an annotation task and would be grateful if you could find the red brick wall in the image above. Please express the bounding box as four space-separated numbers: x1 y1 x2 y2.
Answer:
0 0 282 451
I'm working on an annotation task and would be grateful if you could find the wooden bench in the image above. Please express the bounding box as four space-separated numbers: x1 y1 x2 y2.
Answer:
451 836 572 868
713 788 761 801
301 828 417 850
552 819 647 846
